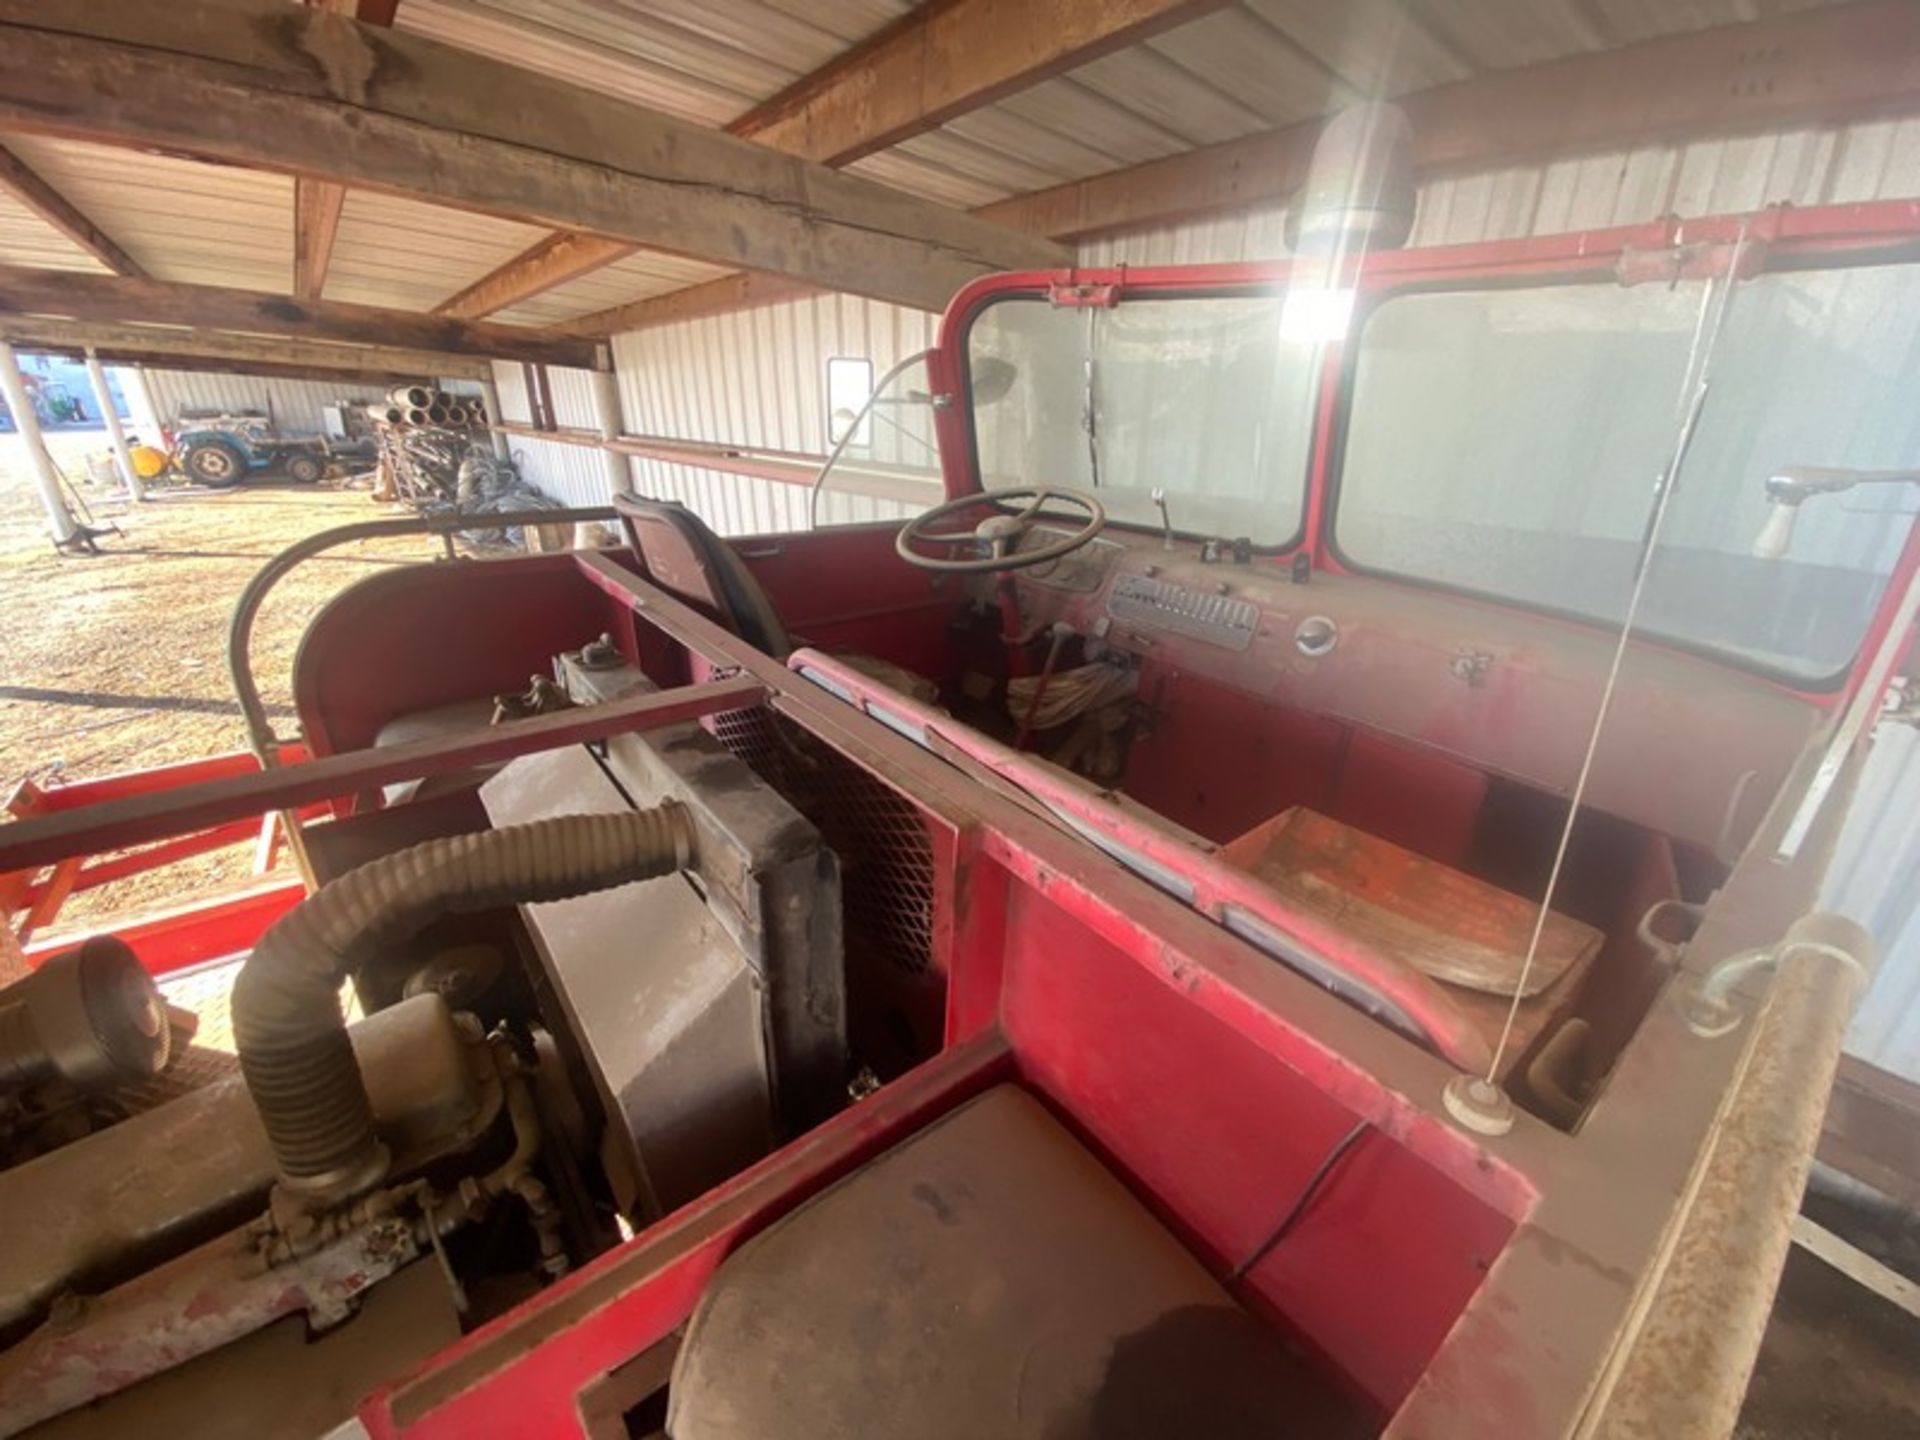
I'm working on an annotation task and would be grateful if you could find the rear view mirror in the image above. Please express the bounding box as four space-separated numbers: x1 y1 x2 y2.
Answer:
1752 466 1920 558
972 357 1018 406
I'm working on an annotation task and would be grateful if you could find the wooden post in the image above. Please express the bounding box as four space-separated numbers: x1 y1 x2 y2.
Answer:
83 348 141 500
590 366 630 497
0 339 79 544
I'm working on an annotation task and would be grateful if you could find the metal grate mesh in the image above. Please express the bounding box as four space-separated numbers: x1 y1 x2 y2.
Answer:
708 707 936 976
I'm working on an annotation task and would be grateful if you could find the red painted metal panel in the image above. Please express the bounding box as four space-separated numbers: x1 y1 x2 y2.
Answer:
1330 730 1488 869
362 1034 1013 1438
26 879 303 977
1122 664 1346 842
294 553 626 758
0 678 766 875
999 880 1512 1413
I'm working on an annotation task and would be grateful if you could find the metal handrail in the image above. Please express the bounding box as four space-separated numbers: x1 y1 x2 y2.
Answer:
225 506 617 767
224 506 617 887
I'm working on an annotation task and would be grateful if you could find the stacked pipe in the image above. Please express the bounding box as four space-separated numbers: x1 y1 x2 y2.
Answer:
360 384 552 546
375 385 488 433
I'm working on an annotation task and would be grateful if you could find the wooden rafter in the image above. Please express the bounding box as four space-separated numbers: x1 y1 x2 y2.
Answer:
428 0 1220 320
0 0 1065 316
290 0 398 302
433 231 634 320
293 177 346 303
564 0 1920 335
0 264 603 368
0 142 146 278
0 315 490 382
554 272 812 339
728 0 1231 167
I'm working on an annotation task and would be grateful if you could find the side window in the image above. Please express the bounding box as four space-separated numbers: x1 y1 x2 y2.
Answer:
1334 271 1920 682
826 357 874 448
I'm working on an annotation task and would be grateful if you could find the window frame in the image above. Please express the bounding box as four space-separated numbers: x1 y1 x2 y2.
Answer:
1320 259 1920 692
954 286 1319 556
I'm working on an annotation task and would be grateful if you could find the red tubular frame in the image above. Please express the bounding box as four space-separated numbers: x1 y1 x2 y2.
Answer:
928 198 1920 712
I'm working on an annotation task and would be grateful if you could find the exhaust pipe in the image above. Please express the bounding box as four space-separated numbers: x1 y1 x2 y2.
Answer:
232 808 694 1204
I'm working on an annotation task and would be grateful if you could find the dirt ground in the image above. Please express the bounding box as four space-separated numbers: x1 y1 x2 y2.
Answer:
0 428 429 930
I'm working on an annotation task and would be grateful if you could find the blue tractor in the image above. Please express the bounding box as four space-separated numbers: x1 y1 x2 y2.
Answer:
173 412 336 487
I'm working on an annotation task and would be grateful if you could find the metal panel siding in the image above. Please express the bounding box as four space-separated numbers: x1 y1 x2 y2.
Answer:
544 367 602 430
1087 116 1920 264
396 0 911 127
0 191 106 273
1826 722 1920 1083
501 432 620 508
142 370 389 436
490 251 732 328
323 192 547 312
2 136 292 293
613 292 937 457
491 361 533 425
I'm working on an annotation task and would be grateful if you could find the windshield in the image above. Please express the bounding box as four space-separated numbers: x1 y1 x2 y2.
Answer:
966 294 1319 546
1336 266 1920 683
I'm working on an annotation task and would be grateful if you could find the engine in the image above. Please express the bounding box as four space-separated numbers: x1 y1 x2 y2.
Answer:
0 642 846 1438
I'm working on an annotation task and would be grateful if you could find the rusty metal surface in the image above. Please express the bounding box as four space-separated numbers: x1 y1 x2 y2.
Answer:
24 1259 459 1440
0 676 767 875
0 1194 428 1437
0 993 486 1336
1581 924 1871 1439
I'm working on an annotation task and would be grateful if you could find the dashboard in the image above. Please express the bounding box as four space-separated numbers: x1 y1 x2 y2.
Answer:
1000 525 1819 854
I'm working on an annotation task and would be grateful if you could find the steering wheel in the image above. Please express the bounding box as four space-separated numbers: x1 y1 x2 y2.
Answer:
896 487 1106 574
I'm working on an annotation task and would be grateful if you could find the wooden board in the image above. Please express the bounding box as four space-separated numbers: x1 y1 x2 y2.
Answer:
1223 807 1601 998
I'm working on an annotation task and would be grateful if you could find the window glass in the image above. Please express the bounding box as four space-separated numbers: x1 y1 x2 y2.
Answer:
968 295 1318 545
1336 268 1920 680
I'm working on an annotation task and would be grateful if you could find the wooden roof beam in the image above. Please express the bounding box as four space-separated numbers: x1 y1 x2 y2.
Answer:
293 177 346 303
0 142 146 278
0 315 490 382
433 0 1218 319
555 272 813 339
291 1 398 302
978 0 1920 241
561 0 1920 337
433 231 634 320
728 0 1232 167
0 264 603 369
290 7 366 304
0 0 1066 317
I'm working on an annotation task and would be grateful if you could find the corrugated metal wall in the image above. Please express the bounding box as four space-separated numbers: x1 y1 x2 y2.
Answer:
1827 720 1920 1082
1083 116 1920 264
489 360 629 510
141 370 393 437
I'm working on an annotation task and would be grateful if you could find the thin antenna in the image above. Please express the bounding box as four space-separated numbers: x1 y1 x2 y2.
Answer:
1447 225 1755 1134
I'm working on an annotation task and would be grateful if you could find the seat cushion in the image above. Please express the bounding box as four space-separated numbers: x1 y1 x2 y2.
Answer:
668 1085 1371 1439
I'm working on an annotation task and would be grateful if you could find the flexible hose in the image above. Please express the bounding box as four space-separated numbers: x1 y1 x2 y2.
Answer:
232 806 694 1200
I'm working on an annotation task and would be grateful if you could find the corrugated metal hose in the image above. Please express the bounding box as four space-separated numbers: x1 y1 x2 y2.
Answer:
232 806 694 1201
